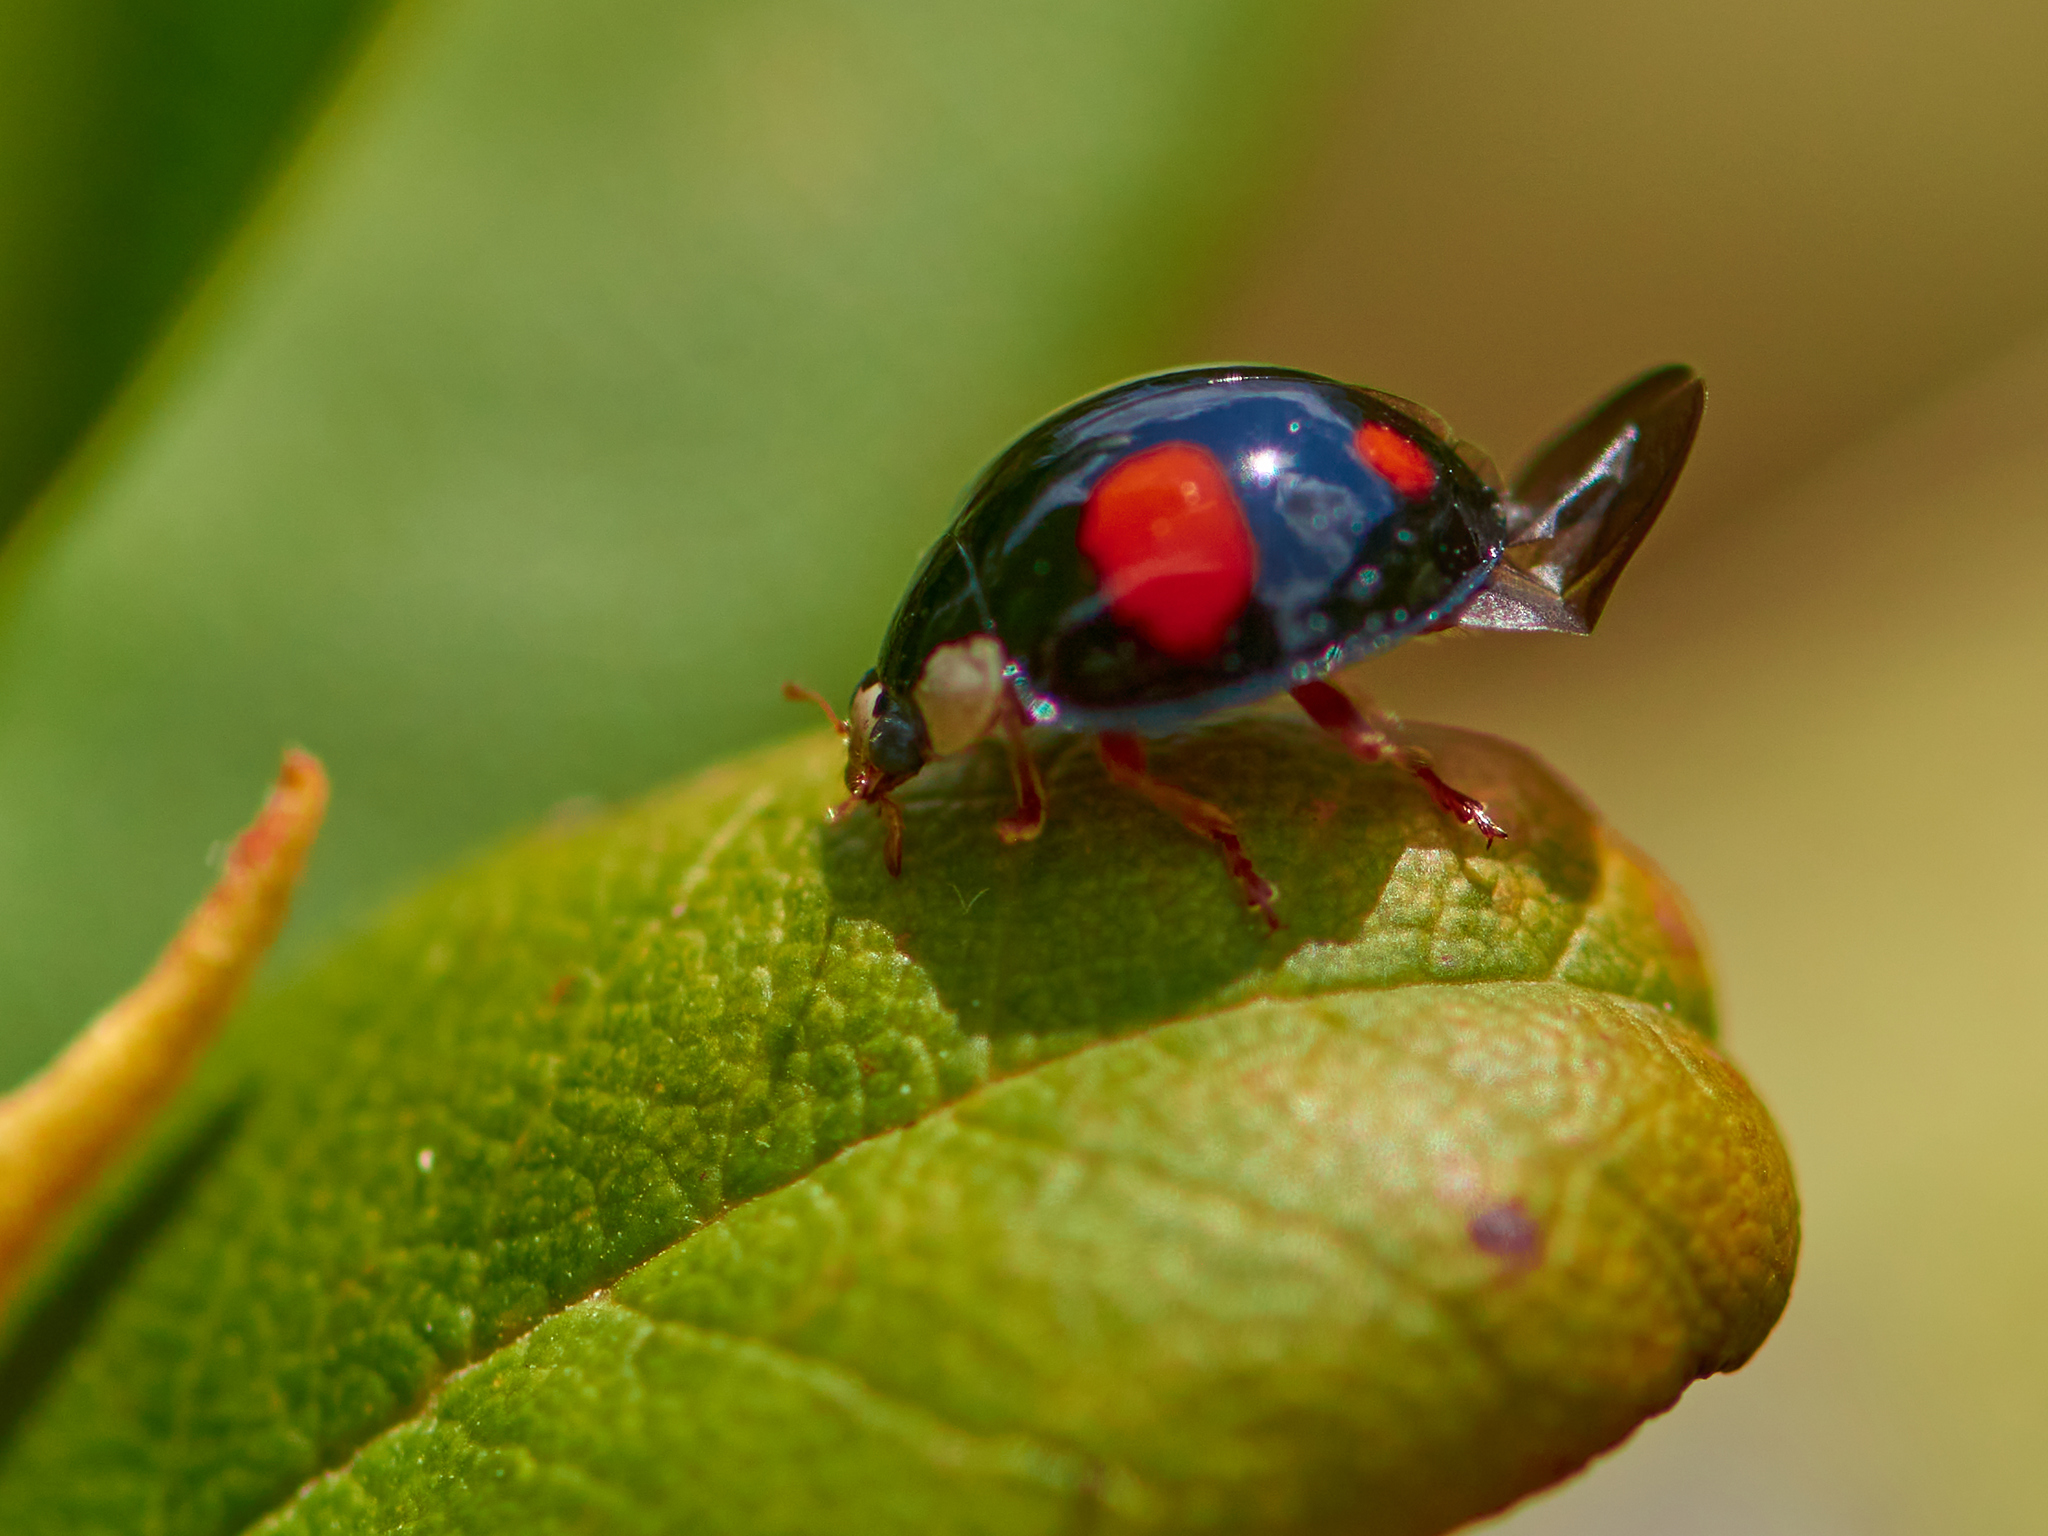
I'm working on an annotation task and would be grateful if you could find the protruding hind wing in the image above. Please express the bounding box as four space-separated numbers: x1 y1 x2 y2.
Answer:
1458 365 1705 635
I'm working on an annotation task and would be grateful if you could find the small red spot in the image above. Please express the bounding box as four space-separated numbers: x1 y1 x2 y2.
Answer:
1353 421 1438 500
1078 442 1256 662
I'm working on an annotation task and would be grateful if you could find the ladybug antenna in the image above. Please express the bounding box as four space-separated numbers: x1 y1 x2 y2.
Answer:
782 681 848 738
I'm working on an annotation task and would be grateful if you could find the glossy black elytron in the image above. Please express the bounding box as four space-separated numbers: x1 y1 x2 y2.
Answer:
876 366 1507 733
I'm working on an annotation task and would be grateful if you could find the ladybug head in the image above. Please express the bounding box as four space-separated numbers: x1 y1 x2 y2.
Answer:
845 671 931 799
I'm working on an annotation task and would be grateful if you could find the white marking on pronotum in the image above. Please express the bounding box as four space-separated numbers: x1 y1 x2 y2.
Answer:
670 783 777 920
912 634 1008 759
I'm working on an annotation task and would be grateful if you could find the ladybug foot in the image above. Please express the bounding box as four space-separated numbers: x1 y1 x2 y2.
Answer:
1291 680 1510 846
995 808 1043 844
1412 765 1508 845
1098 732 1281 931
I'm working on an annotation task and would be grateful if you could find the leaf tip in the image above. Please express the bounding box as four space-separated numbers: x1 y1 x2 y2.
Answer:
0 748 329 1310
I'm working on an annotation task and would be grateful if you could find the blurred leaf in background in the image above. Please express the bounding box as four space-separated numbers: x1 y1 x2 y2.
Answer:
0 0 387 536
1210 0 2048 524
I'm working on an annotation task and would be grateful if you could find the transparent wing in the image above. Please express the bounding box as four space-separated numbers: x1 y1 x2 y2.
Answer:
1461 365 1705 634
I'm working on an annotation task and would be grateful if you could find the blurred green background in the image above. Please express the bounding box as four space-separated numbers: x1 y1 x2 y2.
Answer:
1 0 2043 1531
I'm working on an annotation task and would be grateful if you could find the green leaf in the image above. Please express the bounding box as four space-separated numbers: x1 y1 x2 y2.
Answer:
0 0 386 535
0 719 1796 1535
0 0 1360 1084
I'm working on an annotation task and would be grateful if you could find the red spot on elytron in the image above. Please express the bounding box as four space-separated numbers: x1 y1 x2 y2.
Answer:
1353 421 1438 500
1078 442 1256 662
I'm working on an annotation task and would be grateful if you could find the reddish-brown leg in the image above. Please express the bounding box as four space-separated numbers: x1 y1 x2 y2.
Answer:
1289 680 1507 843
873 794 905 876
782 681 849 737
825 791 905 876
1097 731 1279 930
995 704 1047 844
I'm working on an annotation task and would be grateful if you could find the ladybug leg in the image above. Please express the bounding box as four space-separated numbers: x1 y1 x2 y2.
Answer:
1290 680 1508 844
1096 731 1279 930
873 794 906 876
995 704 1047 844
825 792 907 875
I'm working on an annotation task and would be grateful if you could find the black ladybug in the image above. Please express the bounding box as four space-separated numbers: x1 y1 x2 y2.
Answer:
790 364 1704 926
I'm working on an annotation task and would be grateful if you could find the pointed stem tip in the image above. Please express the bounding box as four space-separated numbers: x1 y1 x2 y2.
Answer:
0 749 330 1311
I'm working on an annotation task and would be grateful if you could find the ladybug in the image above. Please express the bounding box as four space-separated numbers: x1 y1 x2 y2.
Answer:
790 363 1704 926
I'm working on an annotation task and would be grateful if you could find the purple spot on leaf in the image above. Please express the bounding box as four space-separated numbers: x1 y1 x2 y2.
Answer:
1468 1199 1544 1268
